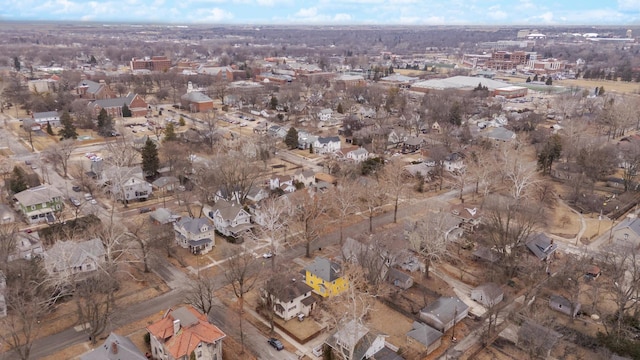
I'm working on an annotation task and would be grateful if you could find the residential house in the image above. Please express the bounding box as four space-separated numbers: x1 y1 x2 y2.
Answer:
471 283 504 308
472 246 501 263
318 108 333 122
313 136 341 155
245 186 270 203
297 131 318 150
419 297 469 332
14 185 64 224
549 294 581 318
345 147 369 163
205 200 253 239
9 231 44 261
388 128 408 146
147 305 226 360
324 320 386 360
431 121 442 134
526 233 557 261
444 153 465 173
293 169 316 187
304 257 349 297
450 204 482 233
76 79 116 100
44 238 106 278
113 176 153 202
263 275 316 321
387 268 414 290
173 217 215 255
152 176 180 193
80 332 147 360
89 93 148 118
406 322 442 356
516 321 562 359
32 111 60 127
611 217 640 248
482 127 516 143
267 125 288 139
402 137 424 153
150 208 181 225
0 204 16 224
269 175 293 191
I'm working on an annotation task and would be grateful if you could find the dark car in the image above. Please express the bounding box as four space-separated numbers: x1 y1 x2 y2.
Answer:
72 185 82 192
267 338 284 351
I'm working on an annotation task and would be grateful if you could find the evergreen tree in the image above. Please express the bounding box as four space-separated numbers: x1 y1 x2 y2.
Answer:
526 76 532 83
13 56 20 71
178 116 185 126
270 96 278 110
448 102 462 126
284 127 298 149
533 74 539 82
46 121 54 135
598 86 605 96
121 103 132 117
58 110 78 140
163 122 177 142
141 138 160 177
537 134 562 175
9 166 27 194
545 77 553 86
96 108 113 136
337 103 344 114
89 55 97 64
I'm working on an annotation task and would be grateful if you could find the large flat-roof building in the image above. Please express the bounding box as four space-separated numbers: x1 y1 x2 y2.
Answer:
411 76 527 98
130 56 171 72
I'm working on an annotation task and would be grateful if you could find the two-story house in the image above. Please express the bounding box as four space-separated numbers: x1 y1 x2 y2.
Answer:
14 185 64 224
313 136 341 155
173 217 215 255
304 257 348 298
9 232 44 261
293 169 316 187
147 305 226 360
263 275 316 321
44 238 106 279
345 147 370 163
444 152 465 173
113 176 153 203
205 200 253 239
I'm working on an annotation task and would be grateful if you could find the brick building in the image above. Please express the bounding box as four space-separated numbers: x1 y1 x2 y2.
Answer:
76 79 116 100
130 56 171 72
89 93 148 118
486 51 529 70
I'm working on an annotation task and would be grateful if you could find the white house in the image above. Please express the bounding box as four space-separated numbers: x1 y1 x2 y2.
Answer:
112 176 153 202
263 275 316 321
205 200 253 238
444 153 465 173
419 297 469 332
345 147 369 163
313 136 341 154
471 283 504 308
325 320 386 360
318 108 333 122
32 111 61 127
44 238 106 279
173 217 215 255
9 232 44 261
293 169 316 187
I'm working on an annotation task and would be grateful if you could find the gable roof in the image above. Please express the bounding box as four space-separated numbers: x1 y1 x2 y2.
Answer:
305 256 342 282
484 127 516 141
80 332 146 360
421 297 469 325
407 321 442 347
33 111 59 119
211 200 248 221
176 217 211 234
77 79 104 94
526 233 557 260
46 238 105 270
613 217 640 237
181 91 213 103
317 136 340 144
147 305 226 359
517 320 561 355
473 283 503 300
90 93 138 110
266 276 314 303
14 185 63 207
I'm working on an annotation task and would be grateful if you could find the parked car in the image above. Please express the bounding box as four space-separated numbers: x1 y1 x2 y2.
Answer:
312 345 323 357
262 251 274 259
139 207 152 214
69 197 81 207
72 185 82 192
90 199 98 205
84 193 93 201
267 338 284 351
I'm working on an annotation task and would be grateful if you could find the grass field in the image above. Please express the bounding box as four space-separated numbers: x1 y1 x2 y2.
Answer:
555 78 640 94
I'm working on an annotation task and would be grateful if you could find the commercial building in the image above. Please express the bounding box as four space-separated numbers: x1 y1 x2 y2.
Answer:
130 56 171 72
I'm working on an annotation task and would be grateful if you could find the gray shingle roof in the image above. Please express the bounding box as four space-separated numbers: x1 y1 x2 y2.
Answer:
80 332 146 360
614 217 640 237
176 217 211 235
421 296 469 325
474 283 503 300
526 233 557 260
77 80 103 95
407 321 442 347
305 257 341 282
14 185 63 207
317 136 340 144
33 111 59 119
46 238 105 270
181 91 213 103
267 276 314 303
90 93 137 109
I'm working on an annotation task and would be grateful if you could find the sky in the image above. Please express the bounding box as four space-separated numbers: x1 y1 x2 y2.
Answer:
0 0 639 25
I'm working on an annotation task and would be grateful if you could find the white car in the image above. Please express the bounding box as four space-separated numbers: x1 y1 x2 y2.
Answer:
262 252 274 259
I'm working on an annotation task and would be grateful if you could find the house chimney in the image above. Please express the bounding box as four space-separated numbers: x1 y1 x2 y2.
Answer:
111 341 118 354
173 319 180 335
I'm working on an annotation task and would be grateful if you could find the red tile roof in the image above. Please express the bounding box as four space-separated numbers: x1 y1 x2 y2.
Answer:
147 305 226 359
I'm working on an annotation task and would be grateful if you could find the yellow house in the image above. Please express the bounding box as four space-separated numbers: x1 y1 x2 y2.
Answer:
304 257 348 297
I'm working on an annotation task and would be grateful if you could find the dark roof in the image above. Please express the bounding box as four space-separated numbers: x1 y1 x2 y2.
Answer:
317 136 340 144
373 346 405 360
305 257 342 282
421 297 469 325
266 277 314 303
77 80 103 94
473 283 503 300
526 233 557 260
188 238 212 247
473 246 501 263
91 93 137 109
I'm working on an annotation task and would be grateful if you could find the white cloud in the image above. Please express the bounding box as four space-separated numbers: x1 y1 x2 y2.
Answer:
618 0 640 11
489 10 508 20
333 13 352 21
196 8 234 22
295 7 318 17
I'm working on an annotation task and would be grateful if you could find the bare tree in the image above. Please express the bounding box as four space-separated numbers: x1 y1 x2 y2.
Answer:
159 140 188 177
500 145 539 202
381 159 408 223
74 271 119 345
601 246 640 340
357 178 387 233
212 151 263 205
185 276 217 316
250 196 288 269
43 139 76 178
293 191 326 258
328 179 359 244
224 245 258 353
620 141 640 192
406 210 451 278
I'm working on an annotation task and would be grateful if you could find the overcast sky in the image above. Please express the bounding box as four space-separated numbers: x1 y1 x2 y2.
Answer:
1 0 639 25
